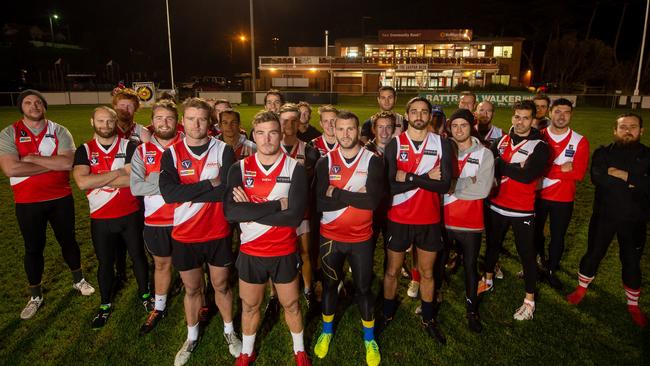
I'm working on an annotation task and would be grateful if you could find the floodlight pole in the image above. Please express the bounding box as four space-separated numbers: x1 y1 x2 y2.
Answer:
249 0 256 97
633 0 650 109
165 0 176 91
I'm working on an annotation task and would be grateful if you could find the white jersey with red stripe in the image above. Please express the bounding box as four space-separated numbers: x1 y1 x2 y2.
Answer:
443 146 489 232
281 139 307 165
321 148 374 243
538 128 589 202
490 134 543 215
227 134 257 161
170 137 231 243
10 120 71 203
239 153 298 257
311 135 339 157
140 133 182 227
84 137 140 219
388 131 443 225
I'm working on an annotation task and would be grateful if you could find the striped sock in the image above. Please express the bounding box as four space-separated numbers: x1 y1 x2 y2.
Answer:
322 314 334 334
362 319 375 341
578 273 594 288
624 286 640 306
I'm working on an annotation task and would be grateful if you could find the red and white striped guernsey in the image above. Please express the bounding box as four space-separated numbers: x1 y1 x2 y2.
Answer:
140 133 182 227
239 153 298 257
443 147 489 231
117 123 147 143
477 124 503 144
232 134 256 160
169 137 231 243
321 148 374 242
388 131 444 225
539 128 589 202
311 135 339 157
281 139 307 165
490 134 543 214
10 120 71 203
84 137 140 219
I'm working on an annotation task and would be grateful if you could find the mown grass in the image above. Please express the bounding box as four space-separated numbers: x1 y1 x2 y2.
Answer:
0 103 648 366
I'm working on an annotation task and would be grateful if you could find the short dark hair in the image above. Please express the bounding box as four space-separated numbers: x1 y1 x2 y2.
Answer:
219 109 240 124
214 99 232 107
459 91 477 102
533 94 551 105
279 103 300 118
371 111 397 130
378 86 396 98
336 110 360 128
252 110 280 129
616 112 643 128
550 98 573 111
513 100 536 116
405 96 433 115
264 89 284 105
151 99 178 120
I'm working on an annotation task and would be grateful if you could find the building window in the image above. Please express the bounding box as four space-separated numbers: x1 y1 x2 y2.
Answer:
491 74 510 85
343 47 359 58
493 46 513 58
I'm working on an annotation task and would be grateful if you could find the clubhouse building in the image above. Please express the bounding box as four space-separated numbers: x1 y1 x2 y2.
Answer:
258 29 524 93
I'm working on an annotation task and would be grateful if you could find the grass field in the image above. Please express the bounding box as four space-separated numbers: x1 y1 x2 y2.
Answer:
0 103 648 366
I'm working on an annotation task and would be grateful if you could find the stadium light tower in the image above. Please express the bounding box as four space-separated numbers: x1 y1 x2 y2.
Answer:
165 0 176 91
634 0 650 109
49 13 59 42
249 0 256 96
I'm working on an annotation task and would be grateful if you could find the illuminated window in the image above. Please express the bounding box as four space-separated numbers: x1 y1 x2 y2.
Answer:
493 46 513 58
346 47 359 57
491 74 510 85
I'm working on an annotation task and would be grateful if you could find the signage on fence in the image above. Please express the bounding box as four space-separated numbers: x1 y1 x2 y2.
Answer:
132 82 156 107
397 64 428 71
419 92 532 107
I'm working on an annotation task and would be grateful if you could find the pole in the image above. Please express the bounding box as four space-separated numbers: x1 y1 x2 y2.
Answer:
165 0 176 91
249 0 257 97
49 16 54 43
325 30 329 57
634 0 650 109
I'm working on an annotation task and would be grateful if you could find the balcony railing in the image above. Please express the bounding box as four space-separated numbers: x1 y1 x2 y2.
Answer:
259 56 498 69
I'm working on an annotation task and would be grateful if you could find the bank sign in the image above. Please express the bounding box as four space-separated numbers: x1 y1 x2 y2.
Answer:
420 92 535 107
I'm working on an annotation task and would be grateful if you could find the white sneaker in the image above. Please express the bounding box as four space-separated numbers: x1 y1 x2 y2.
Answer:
407 281 420 298
400 267 410 279
414 305 422 315
495 263 504 280
20 296 43 319
73 278 95 296
174 339 199 366
224 331 242 357
513 302 535 321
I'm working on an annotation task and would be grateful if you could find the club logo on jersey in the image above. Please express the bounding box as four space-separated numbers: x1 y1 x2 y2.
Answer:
19 136 31 143
245 177 254 187
181 159 192 169
331 165 341 174
146 156 155 164
565 144 575 158
19 130 27 137
399 151 409 161
423 149 437 156
276 176 291 183
90 156 99 165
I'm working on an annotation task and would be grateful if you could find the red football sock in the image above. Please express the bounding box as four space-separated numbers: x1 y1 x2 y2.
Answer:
567 286 587 305
628 305 647 328
411 268 420 282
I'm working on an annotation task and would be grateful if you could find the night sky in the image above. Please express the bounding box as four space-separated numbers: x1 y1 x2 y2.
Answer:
1 0 647 83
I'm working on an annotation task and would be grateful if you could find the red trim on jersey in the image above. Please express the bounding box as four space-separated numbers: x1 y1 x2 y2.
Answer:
141 133 182 226
539 128 589 202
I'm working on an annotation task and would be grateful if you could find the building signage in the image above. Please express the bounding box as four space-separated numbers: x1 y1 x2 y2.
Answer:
379 29 472 43
419 92 534 107
397 64 428 71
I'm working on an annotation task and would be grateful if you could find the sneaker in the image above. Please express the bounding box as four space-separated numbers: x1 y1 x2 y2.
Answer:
467 312 482 333
174 339 199 366
628 305 648 328
365 339 381 366
314 332 333 359
400 267 410 279
294 350 312 366
20 296 43 320
513 302 535 321
91 305 112 329
494 263 504 280
414 305 422 315
73 279 95 296
234 352 256 366
139 309 166 336
546 271 563 290
224 331 243 357
422 319 446 344
477 278 493 295
516 269 525 279
407 280 420 298
142 294 155 312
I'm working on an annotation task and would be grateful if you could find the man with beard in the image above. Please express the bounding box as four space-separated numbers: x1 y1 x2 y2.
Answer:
130 99 183 335
224 110 310 366
158 98 241 365
0 90 95 320
218 110 256 160
532 94 551 130
297 101 322 143
477 100 549 321
279 104 320 306
475 101 503 145
442 109 494 333
313 111 384 366
311 105 339 157
534 98 589 290
360 86 404 144
113 88 151 144
381 97 453 344
567 113 649 328
72 106 151 329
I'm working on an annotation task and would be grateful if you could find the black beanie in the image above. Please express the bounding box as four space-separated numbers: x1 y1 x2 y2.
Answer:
448 108 475 126
17 89 48 114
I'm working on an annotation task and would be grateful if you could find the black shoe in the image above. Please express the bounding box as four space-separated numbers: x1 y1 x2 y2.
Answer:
92 306 112 330
142 294 155 312
139 309 166 336
467 312 482 333
546 271 563 290
422 319 446 345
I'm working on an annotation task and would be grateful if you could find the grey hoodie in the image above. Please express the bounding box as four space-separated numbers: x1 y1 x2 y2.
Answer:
451 136 495 200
